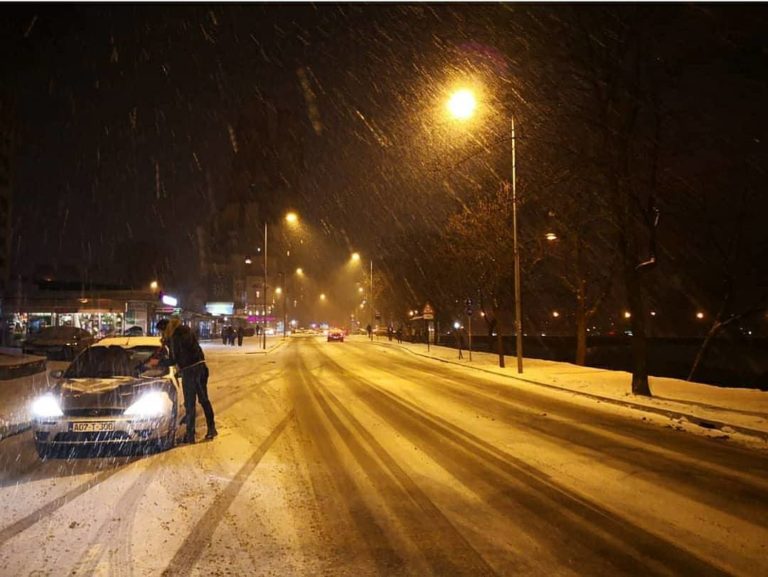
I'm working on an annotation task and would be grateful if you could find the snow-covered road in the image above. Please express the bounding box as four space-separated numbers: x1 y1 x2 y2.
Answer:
1 336 766 576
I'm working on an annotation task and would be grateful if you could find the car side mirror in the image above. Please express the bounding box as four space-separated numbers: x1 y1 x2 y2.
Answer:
50 369 64 379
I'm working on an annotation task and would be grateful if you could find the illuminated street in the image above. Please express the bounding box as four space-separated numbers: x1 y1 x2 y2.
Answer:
1 336 766 576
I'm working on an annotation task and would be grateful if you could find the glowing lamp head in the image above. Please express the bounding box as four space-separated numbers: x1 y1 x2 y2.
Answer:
447 89 477 120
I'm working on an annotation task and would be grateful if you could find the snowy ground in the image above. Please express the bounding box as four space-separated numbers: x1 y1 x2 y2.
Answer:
0 335 766 576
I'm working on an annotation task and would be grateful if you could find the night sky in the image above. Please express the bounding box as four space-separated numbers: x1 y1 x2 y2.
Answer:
3 4 767 329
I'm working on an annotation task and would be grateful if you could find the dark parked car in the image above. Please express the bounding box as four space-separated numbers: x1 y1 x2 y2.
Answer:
22 326 95 360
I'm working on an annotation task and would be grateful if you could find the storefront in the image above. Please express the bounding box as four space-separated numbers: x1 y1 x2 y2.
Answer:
9 310 125 337
1 289 166 347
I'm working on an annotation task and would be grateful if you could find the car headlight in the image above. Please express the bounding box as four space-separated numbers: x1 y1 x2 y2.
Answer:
31 394 64 418
124 391 170 418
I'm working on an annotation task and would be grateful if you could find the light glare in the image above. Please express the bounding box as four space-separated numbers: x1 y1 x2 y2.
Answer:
447 89 477 120
31 394 63 418
125 391 169 418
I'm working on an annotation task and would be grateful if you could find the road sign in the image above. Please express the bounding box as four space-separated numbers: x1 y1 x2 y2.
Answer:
422 302 434 320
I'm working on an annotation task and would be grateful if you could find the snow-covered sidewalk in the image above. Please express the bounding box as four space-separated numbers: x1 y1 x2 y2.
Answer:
362 335 768 445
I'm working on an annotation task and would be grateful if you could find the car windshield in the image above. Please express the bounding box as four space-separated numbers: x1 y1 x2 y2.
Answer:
64 346 160 378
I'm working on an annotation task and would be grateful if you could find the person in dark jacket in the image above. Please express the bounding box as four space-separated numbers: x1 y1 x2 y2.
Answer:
151 318 217 444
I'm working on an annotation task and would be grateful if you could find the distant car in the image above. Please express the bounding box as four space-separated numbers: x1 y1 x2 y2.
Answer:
30 336 181 458
22 326 94 360
327 328 344 342
125 325 144 336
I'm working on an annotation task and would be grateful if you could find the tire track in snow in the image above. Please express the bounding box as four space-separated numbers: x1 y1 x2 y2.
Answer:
71 458 165 577
160 410 293 576
288 347 410 576
0 466 125 547
342 344 768 529
319 347 733 577
298 347 499 577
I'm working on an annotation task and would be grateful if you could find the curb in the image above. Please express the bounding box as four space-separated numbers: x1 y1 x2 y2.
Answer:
375 341 768 443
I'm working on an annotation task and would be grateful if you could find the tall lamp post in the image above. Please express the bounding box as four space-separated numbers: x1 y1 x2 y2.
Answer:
262 221 268 349
369 258 374 338
247 212 299 350
352 252 374 340
447 88 524 373
510 115 523 373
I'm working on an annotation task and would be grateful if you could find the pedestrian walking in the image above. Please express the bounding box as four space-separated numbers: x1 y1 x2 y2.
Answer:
236 326 244 346
396 326 403 343
150 318 217 444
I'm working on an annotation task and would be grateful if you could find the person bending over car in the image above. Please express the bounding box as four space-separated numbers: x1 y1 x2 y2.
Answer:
150 318 217 444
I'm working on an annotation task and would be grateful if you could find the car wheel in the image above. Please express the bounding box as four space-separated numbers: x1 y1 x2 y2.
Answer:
35 441 51 459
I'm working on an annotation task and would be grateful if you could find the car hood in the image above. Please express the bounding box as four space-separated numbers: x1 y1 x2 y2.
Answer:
57 377 171 411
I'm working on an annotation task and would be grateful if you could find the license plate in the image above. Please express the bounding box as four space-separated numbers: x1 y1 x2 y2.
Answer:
70 421 116 433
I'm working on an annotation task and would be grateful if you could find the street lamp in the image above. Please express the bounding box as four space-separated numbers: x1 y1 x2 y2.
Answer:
446 89 477 120
448 88 523 373
263 221 268 348
352 252 374 340
244 212 300 349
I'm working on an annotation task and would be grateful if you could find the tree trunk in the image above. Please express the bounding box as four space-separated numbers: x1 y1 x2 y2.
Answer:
625 254 652 396
688 321 721 382
575 280 587 365
491 313 505 368
497 330 505 368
